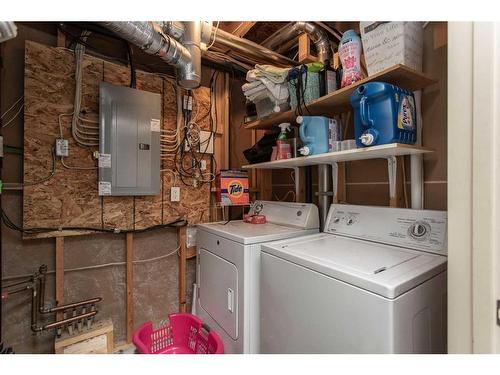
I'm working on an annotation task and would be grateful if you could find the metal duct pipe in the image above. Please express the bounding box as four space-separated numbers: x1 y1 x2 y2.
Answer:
177 22 202 89
213 27 296 67
262 22 332 64
159 21 185 41
98 22 200 88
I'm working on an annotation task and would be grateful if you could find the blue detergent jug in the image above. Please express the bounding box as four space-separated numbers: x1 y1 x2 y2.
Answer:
350 82 417 147
297 116 330 156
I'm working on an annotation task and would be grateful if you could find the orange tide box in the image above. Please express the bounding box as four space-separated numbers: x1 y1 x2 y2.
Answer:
216 170 249 206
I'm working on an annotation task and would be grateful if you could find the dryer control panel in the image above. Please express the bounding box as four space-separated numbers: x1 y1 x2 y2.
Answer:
249 201 319 229
325 204 447 255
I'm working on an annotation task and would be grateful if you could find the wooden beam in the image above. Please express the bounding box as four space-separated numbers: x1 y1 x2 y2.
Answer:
298 33 318 64
219 22 257 37
55 237 64 321
177 227 187 313
126 233 133 343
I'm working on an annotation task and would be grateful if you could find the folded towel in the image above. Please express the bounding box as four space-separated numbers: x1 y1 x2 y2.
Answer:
244 84 267 98
242 80 263 92
254 64 291 84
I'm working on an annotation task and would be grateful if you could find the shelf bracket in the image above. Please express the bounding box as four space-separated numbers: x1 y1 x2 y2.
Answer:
387 156 397 200
330 162 339 202
293 167 300 202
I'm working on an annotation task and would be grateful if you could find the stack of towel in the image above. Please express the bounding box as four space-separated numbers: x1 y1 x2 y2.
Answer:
242 64 291 105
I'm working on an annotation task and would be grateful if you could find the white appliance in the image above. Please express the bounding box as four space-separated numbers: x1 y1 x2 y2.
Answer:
195 201 319 354
260 204 447 354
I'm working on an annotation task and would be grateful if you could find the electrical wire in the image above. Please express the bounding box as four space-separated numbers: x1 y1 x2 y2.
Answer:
3 147 57 190
206 21 220 50
1 246 181 282
1 101 24 129
0 206 185 236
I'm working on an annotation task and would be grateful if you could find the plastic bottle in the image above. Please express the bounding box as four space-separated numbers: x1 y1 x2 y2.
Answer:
319 60 337 96
276 123 292 160
338 30 363 88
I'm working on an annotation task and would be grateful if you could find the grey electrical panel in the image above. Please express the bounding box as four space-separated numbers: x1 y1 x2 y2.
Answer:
99 82 161 196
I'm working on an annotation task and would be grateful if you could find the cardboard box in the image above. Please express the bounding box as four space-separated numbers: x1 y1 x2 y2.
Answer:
360 22 423 76
217 170 249 206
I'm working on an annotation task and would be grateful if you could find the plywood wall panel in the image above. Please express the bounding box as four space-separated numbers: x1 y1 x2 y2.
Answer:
23 41 101 232
23 41 213 236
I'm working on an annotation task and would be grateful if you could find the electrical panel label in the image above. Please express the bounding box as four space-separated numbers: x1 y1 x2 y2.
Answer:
98 181 112 196
98 153 111 168
150 119 161 132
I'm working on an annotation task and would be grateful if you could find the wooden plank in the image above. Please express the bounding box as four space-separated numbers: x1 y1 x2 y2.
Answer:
55 319 113 354
178 226 187 313
126 233 133 344
298 34 317 64
55 236 64 321
56 30 66 48
220 22 257 38
243 64 438 130
433 22 447 50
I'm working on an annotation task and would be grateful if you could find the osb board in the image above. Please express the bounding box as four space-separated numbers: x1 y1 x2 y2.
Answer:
23 41 102 232
23 41 212 237
161 84 212 224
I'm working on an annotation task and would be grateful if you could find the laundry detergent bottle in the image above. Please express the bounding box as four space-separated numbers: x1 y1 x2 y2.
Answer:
276 123 292 159
297 116 330 156
350 82 417 147
338 30 363 88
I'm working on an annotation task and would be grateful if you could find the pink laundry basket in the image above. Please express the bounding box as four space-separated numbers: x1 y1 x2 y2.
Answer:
133 313 224 354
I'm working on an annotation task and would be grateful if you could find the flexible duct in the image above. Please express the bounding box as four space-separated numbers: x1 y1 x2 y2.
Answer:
262 22 332 63
99 21 199 88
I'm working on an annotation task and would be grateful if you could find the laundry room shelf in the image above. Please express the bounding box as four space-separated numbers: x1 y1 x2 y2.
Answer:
242 143 433 169
243 64 437 130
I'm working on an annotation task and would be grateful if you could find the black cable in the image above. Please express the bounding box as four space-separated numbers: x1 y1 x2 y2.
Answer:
126 42 137 89
1 207 186 236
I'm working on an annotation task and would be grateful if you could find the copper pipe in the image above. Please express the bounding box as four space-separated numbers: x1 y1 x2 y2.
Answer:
43 297 102 314
42 310 97 331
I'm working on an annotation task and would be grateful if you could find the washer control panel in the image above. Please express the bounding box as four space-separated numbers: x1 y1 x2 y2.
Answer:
325 204 447 255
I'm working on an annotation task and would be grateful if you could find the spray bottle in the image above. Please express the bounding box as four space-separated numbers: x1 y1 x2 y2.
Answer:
276 123 292 160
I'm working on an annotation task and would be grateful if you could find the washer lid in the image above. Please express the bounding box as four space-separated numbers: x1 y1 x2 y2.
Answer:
262 233 447 299
197 220 317 244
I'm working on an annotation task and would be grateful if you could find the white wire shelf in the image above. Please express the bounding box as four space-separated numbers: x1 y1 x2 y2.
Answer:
242 143 433 170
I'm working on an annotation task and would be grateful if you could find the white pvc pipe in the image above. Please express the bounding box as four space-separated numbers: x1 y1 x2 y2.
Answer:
411 90 424 209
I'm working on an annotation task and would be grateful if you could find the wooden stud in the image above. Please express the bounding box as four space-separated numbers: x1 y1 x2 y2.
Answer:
389 156 406 207
126 233 133 343
298 33 317 64
334 162 347 203
433 22 447 50
56 29 66 48
55 237 64 321
178 226 187 313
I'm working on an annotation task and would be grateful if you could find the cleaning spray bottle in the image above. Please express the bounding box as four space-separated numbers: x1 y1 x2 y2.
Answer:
276 123 292 160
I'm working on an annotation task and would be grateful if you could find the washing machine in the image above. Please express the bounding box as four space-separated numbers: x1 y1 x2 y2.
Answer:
195 201 319 354
260 204 447 353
